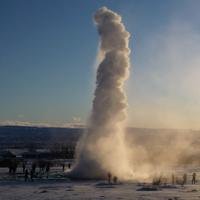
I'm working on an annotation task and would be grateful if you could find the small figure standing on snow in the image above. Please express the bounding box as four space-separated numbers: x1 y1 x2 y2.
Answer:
172 173 175 185
107 172 112 184
30 169 34 182
68 163 71 169
62 163 65 171
46 164 50 179
22 162 26 173
183 173 187 185
32 162 36 174
192 172 197 184
24 169 29 182
113 176 118 184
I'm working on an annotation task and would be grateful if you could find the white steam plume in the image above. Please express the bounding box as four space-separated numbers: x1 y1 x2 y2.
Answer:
69 7 133 180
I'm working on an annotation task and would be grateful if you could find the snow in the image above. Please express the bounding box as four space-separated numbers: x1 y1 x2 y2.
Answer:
1 167 200 200
1 178 200 199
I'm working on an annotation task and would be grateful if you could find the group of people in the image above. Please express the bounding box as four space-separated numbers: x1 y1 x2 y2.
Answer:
171 172 197 185
7 160 74 182
107 172 118 184
106 172 197 185
23 162 50 182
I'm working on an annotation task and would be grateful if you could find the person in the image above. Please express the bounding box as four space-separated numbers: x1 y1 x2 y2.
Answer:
46 164 50 179
107 172 112 184
113 176 118 184
68 163 71 169
8 163 12 174
32 162 36 174
183 173 187 185
13 163 17 175
192 173 196 184
22 162 26 173
25 169 29 182
172 174 175 185
62 164 65 171
30 169 34 182
39 161 45 173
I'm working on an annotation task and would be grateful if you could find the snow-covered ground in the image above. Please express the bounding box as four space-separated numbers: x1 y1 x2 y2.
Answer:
1 167 200 200
1 179 200 200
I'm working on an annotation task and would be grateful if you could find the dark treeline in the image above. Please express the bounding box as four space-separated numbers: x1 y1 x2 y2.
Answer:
1 126 200 150
0 126 83 149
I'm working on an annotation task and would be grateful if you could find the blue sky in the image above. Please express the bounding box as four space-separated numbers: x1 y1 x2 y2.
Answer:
1 0 200 128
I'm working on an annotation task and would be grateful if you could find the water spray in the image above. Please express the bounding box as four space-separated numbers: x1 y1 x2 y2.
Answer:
69 7 133 180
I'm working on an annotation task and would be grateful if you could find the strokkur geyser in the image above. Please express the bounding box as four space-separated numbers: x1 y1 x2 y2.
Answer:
69 7 133 180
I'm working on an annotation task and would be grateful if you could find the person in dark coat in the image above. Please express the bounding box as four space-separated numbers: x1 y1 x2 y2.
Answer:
113 176 118 184
62 164 65 171
107 172 112 184
25 169 29 182
172 173 175 185
30 169 34 182
183 173 187 185
68 163 71 169
46 164 50 179
32 163 36 174
192 173 197 184
22 162 26 173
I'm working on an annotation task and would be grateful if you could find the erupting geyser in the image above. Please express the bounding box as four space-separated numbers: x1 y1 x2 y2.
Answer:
69 7 133 180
